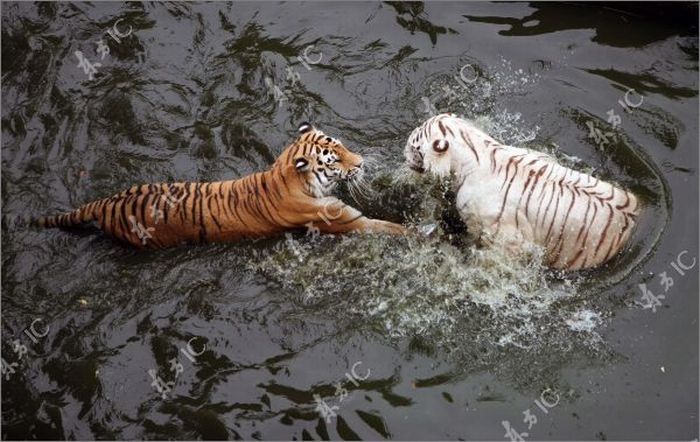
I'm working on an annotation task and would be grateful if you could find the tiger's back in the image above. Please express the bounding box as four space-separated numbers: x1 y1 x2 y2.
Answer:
36 177 293 248
461 145 640 270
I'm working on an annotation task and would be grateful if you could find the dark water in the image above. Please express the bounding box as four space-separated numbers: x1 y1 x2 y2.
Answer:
2 2 698 440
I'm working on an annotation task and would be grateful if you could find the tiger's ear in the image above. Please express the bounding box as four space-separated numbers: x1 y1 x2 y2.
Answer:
295 157 310 171
298 122 313 134
432 139 449 153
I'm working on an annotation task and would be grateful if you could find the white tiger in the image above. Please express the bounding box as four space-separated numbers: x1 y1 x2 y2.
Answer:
404 113 640 270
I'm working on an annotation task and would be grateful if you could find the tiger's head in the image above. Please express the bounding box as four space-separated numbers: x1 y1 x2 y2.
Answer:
275 122 364 197
404 113 472 179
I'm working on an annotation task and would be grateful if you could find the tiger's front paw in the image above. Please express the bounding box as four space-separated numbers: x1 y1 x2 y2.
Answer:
371 220 408 235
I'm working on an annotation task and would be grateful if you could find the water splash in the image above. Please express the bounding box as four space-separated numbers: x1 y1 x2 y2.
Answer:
419 56 543 147
248 169 614 388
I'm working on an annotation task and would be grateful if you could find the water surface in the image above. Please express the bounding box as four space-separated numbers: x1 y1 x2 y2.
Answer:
1 2 698 440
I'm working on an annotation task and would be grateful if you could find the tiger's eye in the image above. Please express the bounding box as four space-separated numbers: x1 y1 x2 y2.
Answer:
433 139 449 152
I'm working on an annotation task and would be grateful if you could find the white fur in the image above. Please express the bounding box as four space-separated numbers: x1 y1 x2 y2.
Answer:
405 114 640 270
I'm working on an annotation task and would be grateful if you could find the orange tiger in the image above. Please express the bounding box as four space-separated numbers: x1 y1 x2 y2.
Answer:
405 113 641 270
35 123 406 248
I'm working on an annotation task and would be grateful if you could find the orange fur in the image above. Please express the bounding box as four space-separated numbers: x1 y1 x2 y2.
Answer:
36 124 406 248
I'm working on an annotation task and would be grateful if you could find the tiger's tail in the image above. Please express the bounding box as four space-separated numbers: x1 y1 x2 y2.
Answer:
33 200 102 228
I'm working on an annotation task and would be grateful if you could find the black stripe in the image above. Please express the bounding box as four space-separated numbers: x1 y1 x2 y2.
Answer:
544 182 563 243
180 183 190 223
593 203 614 257
523 165 547 219
574 198 592 244
117 198 129 241
190 183 198 226
198 184 207 241
228 186 246 225
140 193 150 225
514 169 535 228
109 199 118 236
219 184 233 218
206 196 222 231
279 171 289 193
494 158 523 230
537 182 555 228
257 191 280 226
100 200 109 232
577 201 599 266
160 192 169 224
551 188 576 263
460 129 480 164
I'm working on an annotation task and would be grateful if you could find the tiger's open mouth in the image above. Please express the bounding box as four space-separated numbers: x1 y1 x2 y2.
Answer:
409 163 425 173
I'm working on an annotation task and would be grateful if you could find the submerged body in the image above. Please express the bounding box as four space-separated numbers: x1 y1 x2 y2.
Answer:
37 124 406 248
405 114 640 270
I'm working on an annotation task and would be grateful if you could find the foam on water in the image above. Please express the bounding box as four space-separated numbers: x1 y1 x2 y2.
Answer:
566 309 603 333
250 216 585 338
